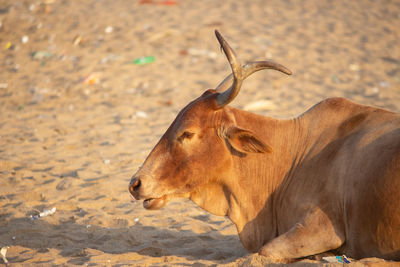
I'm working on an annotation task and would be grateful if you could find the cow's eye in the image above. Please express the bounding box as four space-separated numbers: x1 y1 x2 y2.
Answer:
178 131 195 142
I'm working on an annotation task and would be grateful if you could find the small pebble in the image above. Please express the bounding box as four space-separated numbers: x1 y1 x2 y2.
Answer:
105 26 113 34
21 35 29 44
136 111 148 118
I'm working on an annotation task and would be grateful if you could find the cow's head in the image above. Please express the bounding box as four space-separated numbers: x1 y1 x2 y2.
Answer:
129 30 291 210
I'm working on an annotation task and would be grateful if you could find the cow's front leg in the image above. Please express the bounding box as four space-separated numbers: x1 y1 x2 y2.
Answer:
259 208 344 263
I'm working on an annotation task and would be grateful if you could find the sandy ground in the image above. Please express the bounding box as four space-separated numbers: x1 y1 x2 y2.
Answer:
1 0 400 266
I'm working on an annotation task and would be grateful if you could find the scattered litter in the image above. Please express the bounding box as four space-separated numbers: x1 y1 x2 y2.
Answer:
21 35 29 44
105 26 113 34
30 207 56 220
0 83 8 89
73 35 84 46
83 73 99 85
136 111 148 118
104 159 110 164
134 218 140 223
1 246 9 265
40 207 56 217
86 224 91 229
5 42 13 50
18 105 24 111
323 255 350 264
133 56 155 65
187 48 217 59
31 51 53 60
244 100 276 111
12 236 15 240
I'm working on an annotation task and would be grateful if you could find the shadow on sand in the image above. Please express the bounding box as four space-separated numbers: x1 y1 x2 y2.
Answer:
0 215 246 265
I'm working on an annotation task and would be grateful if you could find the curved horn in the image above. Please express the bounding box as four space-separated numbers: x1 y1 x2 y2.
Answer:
214 30 292 108
215 30 243 108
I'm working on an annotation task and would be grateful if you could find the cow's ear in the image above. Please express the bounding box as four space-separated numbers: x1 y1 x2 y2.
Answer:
226 127 272 154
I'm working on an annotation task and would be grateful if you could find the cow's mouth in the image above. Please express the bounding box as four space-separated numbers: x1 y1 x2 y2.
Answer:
142 192 191 210
143 196 167 210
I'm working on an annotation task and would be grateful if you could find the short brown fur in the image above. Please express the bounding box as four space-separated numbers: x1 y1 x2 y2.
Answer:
129 32 400 262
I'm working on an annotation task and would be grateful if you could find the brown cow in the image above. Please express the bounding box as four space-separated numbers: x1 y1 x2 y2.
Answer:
129 30 400 262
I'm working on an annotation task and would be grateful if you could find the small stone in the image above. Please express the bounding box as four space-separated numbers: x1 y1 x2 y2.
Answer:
105 26 113 34
136 111 148 118
21 35 29 44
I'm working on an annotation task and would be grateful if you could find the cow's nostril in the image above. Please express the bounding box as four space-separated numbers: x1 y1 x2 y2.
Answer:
129 177 141 194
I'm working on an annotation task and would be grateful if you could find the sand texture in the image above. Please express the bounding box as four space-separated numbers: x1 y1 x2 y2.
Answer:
1 0 400 266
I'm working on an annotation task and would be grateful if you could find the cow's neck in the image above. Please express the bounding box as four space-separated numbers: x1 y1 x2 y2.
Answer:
191 107 306 252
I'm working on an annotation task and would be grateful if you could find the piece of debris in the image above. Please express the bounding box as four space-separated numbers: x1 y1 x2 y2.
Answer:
31 51 53 60
136 111 148 118
21 35 29 44
105 26 113 34
5 42 13 50
73 35 84 46
30 207 56 220
133 56 155 65
83 73 99 85
1 246 9 265
323 255 351 264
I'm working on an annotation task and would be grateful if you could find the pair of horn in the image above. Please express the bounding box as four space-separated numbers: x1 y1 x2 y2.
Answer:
214 30 292 108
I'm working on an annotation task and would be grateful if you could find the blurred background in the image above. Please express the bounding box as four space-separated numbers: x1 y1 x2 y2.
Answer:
0 0 399 265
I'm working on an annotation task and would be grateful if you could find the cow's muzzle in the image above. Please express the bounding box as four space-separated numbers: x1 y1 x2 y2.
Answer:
129 176 141 200
129 175 167 210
